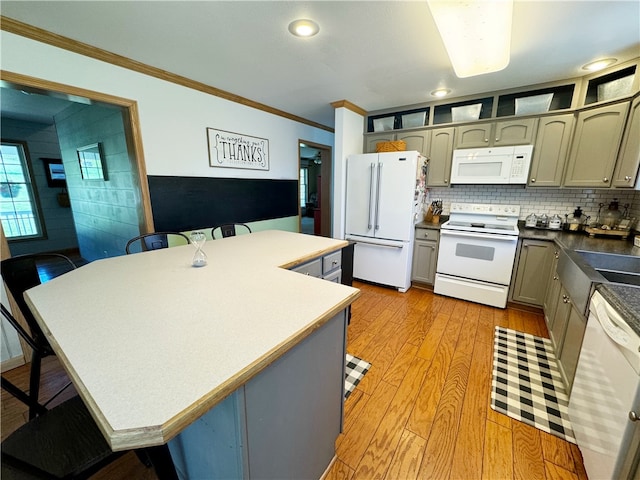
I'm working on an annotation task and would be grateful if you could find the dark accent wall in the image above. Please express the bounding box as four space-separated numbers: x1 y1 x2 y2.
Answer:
148 176 298 231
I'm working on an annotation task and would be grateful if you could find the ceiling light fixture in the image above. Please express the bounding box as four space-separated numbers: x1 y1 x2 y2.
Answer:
431 88 451 98
427 0 513 78
288 19 320 38
581 58 617 72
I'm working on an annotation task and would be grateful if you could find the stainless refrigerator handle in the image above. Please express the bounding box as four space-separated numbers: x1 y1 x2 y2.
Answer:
374 162 382 230
367 163 375 229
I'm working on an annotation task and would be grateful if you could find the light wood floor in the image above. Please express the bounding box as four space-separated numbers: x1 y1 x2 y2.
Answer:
2 281 588 479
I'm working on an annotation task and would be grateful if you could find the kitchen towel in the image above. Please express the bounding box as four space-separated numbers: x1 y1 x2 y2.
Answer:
491 326 576 443
345 353 371 399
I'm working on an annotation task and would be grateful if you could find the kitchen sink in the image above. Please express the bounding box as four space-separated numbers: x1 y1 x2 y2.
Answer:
575 250 640 286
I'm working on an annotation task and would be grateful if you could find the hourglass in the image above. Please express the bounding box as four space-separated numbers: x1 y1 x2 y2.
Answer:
190 230 208 267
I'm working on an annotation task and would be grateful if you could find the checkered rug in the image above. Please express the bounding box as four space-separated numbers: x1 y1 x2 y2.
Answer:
491 327 576 443
345 353 370 399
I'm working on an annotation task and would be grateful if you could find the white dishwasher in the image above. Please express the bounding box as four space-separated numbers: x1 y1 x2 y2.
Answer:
569 290 640 480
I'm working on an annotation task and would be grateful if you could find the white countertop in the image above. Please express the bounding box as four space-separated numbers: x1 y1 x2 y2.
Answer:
25 230 360 450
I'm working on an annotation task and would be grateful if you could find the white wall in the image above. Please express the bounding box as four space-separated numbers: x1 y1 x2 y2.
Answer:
1 31 333 185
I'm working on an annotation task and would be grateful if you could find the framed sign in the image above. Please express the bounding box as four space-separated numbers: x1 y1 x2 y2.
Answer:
207 128 269 171
41 158 66 188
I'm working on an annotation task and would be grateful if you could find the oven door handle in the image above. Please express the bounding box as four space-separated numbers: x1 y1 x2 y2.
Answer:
440 229 518 242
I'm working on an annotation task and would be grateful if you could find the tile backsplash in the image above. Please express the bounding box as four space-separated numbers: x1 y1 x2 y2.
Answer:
426 185 640 225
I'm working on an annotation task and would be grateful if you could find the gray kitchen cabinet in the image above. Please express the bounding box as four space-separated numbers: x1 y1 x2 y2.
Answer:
292 249 342 282
547 278 587 392
411 227 439 284
426 127 455 186
365 133 395 153
558 306 586 393
543 248 561 329
454 118 538 149
563 101 630 187
528 114 575 187
549 284 571 356
510 239 555 306
364 131 430 156
397 131 430 156
612 94 640 188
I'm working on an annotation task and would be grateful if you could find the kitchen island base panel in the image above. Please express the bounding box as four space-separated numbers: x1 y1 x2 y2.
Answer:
168 310 347 479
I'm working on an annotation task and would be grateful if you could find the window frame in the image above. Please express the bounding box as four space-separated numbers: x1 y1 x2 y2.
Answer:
299 166 309 206
0 139 47 242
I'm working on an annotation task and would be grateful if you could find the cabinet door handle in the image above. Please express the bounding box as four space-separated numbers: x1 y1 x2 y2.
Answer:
531 178 536 183
625 175 632 182
495 137 499 142
603 177 609 183
553 275 558 281
630 411 639 422
484 138 489 142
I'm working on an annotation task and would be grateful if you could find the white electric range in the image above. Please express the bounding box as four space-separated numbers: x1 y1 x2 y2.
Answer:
434 202 520 308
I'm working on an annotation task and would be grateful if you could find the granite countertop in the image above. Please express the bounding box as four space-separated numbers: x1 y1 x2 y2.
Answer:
597 284 640 336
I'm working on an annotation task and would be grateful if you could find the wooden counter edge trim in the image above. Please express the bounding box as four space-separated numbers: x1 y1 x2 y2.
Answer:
22 294 124 449
278 241 348 270
27 288 361 451
148 289 360 450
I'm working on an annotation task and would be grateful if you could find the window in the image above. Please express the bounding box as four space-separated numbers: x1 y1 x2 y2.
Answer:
0 141 44 239
300 167 309 205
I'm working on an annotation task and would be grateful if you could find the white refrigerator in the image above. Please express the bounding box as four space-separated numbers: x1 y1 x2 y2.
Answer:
345 151 423 293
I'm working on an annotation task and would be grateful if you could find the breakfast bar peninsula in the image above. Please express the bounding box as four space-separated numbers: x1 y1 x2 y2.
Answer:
24 230 360 479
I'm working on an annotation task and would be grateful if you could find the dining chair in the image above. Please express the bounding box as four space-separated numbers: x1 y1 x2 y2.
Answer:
211 223 252 239
125 231 190 254
0 253 78 420
0 304 178 480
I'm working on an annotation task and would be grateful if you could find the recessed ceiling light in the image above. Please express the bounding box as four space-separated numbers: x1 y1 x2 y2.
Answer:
431 88 451 98
288 19 320 38
582 58 617 72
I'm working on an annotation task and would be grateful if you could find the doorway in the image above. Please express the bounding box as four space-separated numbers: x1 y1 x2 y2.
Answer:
298 141 332 237
0 72 152 260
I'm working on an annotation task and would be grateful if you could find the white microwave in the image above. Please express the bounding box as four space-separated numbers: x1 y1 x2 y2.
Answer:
450 145 533 184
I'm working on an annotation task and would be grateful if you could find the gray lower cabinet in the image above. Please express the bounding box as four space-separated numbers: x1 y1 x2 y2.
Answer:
558 307 586 393
168 311 347 479
292 249 342 282
510 239 555 306
542 249 561 329
546 279 586 393
411 228 439 284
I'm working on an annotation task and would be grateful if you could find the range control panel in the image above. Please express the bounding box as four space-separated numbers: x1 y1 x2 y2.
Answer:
450 203 520 217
